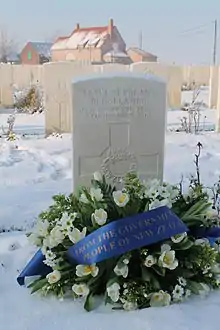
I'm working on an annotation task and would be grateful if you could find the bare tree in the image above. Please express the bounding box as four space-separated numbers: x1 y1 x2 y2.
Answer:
0 29 17 63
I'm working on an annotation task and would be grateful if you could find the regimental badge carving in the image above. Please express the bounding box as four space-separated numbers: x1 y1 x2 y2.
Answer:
101 148 137 183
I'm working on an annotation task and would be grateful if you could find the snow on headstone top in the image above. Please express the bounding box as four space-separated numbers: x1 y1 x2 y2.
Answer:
71 73 166 190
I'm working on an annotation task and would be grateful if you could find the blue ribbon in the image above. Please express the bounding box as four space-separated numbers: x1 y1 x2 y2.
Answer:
17 206 188 285
17 249 51 285
193 226 220 247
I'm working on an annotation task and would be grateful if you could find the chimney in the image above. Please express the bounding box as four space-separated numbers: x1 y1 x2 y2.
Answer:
108 18 114 37
75 23 80 30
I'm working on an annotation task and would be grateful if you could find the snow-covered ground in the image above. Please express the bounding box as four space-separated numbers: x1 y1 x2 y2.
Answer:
1 92 220 329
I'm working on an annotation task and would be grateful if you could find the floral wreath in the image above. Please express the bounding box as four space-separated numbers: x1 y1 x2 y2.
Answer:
19 153 220 312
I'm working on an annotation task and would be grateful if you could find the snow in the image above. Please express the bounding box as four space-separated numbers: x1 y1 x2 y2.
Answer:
1 93 220 329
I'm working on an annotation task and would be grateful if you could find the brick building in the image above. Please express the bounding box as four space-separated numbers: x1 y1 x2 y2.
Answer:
51 19 130 64
20 42 52 65
127 48 157 63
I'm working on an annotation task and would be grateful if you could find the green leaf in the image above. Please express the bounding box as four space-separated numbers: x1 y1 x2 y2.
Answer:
84 292 94 312
30 278 48 294
144 201 150 212
187 281 204 295
177 268 195 279
181 201 211 220
152 265 166 277
141 267 161 289
174 238 194 250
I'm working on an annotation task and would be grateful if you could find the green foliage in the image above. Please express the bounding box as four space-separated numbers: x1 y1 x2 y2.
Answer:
26 144 220 311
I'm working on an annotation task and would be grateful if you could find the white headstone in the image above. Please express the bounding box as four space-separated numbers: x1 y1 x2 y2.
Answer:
71 73 166 189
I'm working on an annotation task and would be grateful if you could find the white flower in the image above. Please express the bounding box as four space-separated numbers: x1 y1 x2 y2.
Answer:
211 263 220 274
50 226 65 244
44 226 65 249
149 199 172 210
150 290 171 307
92 209 107 226
123 301 138 311
195 238 210 246
46 270 61 284
107 282 120 302
178 277 187 287
113 191 129 207
43 258 58 268
93 171 102 181
68 227 87 244
28 233 41 246
123 258 129 265
144 255 157 268
171 232 187 244
61 212 77 230
172 284 184 301
72 283 89 297
35 220 49 237
90 187 103 202
159 249 178 270
144 179 161 199
161 244 171 253
114 263 129 278
79 193 89 204
45 250 56 261
76 264 99 277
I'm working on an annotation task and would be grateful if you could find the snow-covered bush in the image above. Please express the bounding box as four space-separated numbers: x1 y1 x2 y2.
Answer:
13 82 44 114
180 88 207 134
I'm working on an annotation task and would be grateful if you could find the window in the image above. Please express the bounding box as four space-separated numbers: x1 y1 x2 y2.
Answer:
27 51 31 60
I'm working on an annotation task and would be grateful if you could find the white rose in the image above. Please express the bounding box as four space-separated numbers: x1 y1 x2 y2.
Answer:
72 283 90 297
46 270 61 284
93 171 102 181
68 227 87 244
150 290 171 307
107 282 120 302
76 264 99 277
113 191 129 207
159 250 178 270
90 187 103 202
144 255 157 268
92 209 107 226
171 232 187 243
114 263 129 278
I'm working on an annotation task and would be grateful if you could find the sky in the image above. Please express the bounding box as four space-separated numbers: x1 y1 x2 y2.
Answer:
0 0 220 64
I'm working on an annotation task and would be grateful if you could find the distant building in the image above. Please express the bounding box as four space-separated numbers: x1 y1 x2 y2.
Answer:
0 53 20 64
127 47 157 63
20 42 52 65
51 19 130 64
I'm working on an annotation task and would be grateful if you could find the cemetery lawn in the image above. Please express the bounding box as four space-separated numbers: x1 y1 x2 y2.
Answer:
1 109 220 330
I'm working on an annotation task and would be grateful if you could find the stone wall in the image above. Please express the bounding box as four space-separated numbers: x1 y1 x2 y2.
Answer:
0 62 217 134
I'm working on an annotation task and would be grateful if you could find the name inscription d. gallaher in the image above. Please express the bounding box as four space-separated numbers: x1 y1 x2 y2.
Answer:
67 206 188 265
